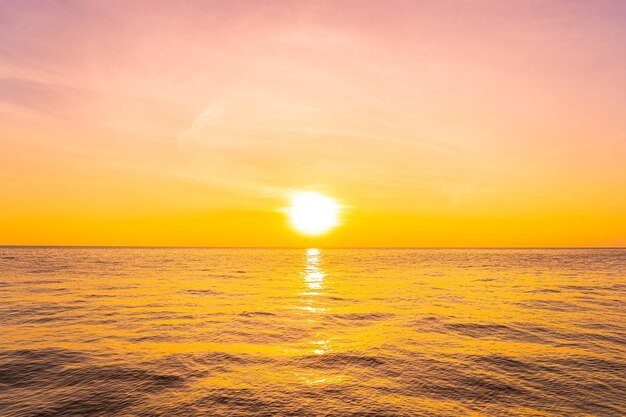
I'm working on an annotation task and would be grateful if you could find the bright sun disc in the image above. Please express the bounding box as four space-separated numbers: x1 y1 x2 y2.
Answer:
287 192 339 236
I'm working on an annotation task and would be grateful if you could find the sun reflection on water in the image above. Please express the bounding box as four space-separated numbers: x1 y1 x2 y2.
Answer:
303 248 325 292
299 248 333 386
299 248 327 316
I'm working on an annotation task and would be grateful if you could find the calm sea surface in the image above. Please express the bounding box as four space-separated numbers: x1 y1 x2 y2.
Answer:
0 248 625 416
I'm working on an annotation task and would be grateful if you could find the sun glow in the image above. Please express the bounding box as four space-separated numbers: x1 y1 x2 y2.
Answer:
287 192 339 236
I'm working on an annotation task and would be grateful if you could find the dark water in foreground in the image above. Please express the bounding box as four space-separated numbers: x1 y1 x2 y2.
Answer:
0 248 625 416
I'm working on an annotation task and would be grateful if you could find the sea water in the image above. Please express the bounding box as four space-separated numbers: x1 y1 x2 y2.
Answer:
1 248 624 416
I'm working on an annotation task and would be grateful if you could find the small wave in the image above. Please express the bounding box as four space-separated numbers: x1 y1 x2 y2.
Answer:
186 289 221 295
332 313 394 321
299 353 386 369
423 321 549 344
239 311 275 317
471 354 553 375
517 299 587 312
527 288 561 293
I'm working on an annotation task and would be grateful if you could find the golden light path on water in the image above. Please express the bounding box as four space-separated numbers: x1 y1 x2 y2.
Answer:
299 248 334 385
303 248 325 293
0 247 625 416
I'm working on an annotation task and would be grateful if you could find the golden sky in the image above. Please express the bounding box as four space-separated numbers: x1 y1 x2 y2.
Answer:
1 1 625 247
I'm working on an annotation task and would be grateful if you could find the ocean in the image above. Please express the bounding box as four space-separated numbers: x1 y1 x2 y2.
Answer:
0 247 625 416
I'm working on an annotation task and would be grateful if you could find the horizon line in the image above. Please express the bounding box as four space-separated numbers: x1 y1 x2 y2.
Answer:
1 245 625 250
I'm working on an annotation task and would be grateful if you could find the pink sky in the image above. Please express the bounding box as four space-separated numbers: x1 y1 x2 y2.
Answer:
1 1 625 246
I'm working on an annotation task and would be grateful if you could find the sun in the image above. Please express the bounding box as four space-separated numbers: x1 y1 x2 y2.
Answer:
287 192 340 236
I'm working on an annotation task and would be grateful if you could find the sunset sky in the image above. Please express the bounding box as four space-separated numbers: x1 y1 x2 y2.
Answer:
1 0 625 247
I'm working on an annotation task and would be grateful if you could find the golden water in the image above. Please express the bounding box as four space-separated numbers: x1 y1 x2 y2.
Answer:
1 248 625 416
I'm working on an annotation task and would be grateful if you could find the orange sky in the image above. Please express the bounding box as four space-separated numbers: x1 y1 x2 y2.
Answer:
1 1 625 247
